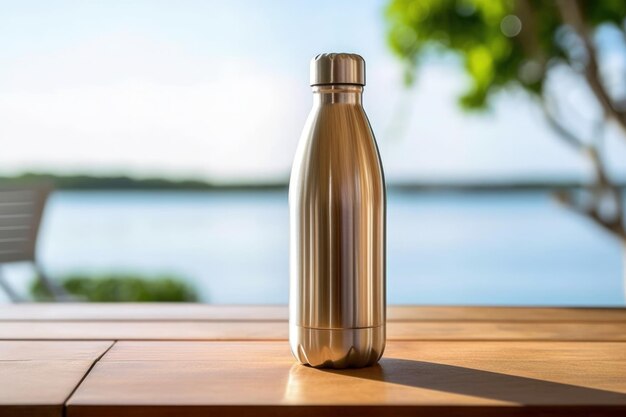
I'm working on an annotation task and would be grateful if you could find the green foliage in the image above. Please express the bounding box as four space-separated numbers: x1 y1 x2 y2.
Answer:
385 0 626 109
31 274 198 302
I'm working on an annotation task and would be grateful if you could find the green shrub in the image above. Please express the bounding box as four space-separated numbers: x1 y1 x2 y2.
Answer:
31 274 198 302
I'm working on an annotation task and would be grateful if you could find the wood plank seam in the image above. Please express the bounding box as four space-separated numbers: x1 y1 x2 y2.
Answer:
3 337 626 342
2 305 624 323
5 338 626 342
2 320 626 342
61 341 117 417
2 318 626 323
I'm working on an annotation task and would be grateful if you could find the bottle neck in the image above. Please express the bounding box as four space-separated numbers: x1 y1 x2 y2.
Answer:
312 84 363 105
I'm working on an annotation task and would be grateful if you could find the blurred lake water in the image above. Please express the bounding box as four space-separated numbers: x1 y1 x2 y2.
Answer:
25 190 626 306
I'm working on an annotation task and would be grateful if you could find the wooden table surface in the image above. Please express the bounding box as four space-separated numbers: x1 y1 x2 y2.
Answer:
1 304 625 417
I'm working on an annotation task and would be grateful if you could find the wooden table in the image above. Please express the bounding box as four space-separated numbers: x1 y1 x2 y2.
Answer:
1 304 625 417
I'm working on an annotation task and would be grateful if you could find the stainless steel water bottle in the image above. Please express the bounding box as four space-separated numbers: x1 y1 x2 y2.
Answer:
289 53 386 368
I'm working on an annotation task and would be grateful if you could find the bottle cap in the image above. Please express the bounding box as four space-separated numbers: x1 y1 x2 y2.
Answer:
310 53 365 86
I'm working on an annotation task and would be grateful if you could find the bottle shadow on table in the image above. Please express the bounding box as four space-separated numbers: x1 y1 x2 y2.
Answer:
321 358 626 405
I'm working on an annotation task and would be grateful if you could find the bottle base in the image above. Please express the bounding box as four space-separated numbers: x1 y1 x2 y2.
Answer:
289 325 385 369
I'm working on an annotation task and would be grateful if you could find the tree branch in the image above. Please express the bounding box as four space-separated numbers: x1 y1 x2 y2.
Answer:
555 0 626 139
555 191 626 241
542 100 586 151
515 0 545 64
542 96 625 241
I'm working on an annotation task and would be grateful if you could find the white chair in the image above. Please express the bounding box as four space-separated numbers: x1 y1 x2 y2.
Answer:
0 184 71 302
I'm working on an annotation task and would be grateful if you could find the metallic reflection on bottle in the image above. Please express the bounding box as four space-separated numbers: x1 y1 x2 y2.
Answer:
289 53 386 368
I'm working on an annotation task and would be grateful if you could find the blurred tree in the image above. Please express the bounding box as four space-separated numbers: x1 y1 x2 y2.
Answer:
31 274 198 302
386 0 626 245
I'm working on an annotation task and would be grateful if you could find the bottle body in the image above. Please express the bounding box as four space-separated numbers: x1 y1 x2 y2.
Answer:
289 84 386 368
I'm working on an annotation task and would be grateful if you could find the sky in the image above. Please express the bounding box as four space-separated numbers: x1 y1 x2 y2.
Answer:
1 0 625 184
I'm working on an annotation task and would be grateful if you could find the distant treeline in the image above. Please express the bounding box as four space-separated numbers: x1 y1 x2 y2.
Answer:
0 173 286 191
1 172 625 192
